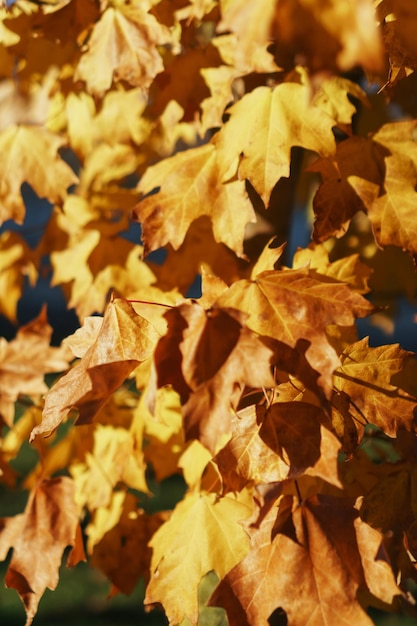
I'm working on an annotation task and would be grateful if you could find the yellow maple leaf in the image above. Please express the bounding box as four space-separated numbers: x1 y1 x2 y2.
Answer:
74 4 172 96
218 0 280 73
0 231 37 322
213 80 337 206
134 142 256 257
70 424 148 511
0 125 78 225
145 489 252 624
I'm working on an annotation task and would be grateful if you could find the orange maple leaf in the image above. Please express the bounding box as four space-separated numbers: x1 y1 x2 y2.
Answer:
216 268 373 397
210 494 401 626
332 337 417 442
0 307 72 428
0 477 85 626
29 298 159 441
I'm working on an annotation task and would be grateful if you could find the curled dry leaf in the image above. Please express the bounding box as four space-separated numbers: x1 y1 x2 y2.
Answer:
30 298 159 441
0 477 85 626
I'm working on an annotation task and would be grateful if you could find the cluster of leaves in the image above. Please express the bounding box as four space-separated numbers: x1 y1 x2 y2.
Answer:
1 0 417 624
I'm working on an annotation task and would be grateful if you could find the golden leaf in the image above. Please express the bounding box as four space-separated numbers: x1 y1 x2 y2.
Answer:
74 4 172 96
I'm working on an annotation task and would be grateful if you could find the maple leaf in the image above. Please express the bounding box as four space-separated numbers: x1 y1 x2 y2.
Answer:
214 405 291 491
65 88 150 161
217 0 280 73
29 298 159 441
210 494 400 626
0 231 37 322
149 216 241 295
377 0 417 87
145 489 252 624
89 491 166 594
310 136 386 242
133 142 256 257
213 79 337 206
216 268 373 397
0 307 72 428
313 121 417 255
74 4 172 97
292 243 372 295
273 0 383 74
259 402 343 488
148 301 275 452
332 337 417 443
0 125 78 225
148 43 223 123
0 477 85 626
70 424 148 511
359 120 417 255
51 227 157 318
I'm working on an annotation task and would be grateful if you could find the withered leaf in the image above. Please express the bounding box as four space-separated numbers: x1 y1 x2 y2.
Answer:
89 491 165 594
30 298 159 441
260 401 342 488
214 404 291 491
210 494 399 626
0 477 85 626
332 337 417 441
310 136 386 242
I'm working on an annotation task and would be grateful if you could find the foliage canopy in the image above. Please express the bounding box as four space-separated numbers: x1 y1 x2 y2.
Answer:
1 1 417 625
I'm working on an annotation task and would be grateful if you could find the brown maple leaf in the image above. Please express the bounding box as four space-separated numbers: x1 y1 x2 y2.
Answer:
332 337 417 443
259 401 343 488
210 494 401 626
310 136 386 242
147 302 275 452
29 298 159 441
273 0 383 74
0 477 85 626
214 405 291 492
216 268 373 397
90 492 166 594
0 307 72 428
